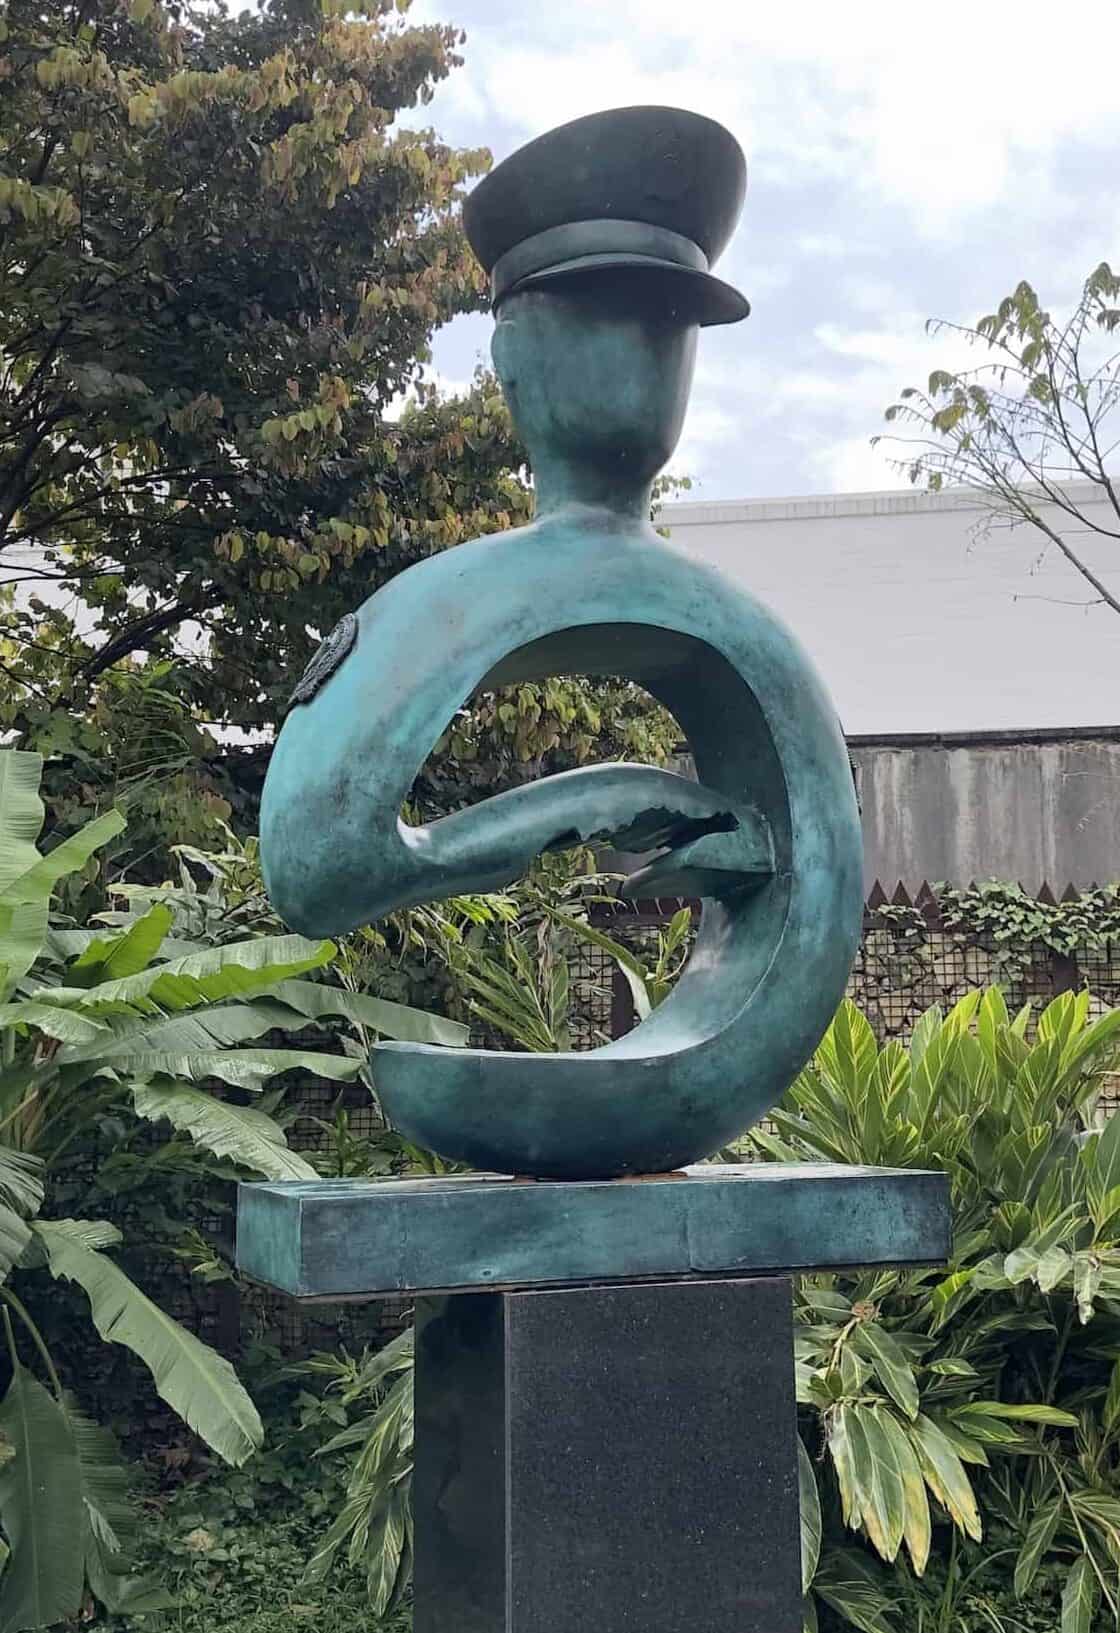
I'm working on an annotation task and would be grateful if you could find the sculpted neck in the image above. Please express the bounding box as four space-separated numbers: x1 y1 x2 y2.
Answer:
529 450 653 527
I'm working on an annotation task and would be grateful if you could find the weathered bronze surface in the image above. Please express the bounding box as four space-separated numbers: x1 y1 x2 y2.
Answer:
235 1163 951 1298
260 106 863 1178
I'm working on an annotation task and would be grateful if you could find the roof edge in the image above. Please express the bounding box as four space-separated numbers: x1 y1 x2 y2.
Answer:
656 478 1108 527
847 725 1120 749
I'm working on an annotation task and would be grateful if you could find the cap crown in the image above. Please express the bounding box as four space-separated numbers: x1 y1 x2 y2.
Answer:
464 106 747 276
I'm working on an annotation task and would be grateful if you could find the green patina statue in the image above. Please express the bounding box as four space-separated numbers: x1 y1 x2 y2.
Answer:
260 106 863 1179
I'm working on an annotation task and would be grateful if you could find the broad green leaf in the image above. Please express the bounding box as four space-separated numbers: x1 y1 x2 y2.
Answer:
365 1483 408 1615
132 1081 317 1180
826 1405 859 1529
1074 1251 1102 1323
929 1416 989 1467
1061 1555 1099 1633
0 1001 107 1045
539 909 653 1020
876 1408 931 1575
0 755 45 895
929 1268 975 1331
119 1047 362 1091
927 1358 978 1379
71 905 172 982
812 1549 894 1633
1065 1009 1120 1083
34 1221 262 1466
68 1402 174 1615
0 1152 44 1286
0 903 51 1004
43 933 336 1016
0 795 124 998
54 999 307 1063
909 1004 942 1072
0 1151 43 1222
266 979 468 1048
977 986 1009 1067
0 1366 84 1633
1105 1358 1120 1434
1091 1107 1120 1199
944 990 982 1035
954 1400 1078 1427
819 1000 878 1103
1069 1489 1120 1556
0 1208 31 1287
851 1323 919 1420
910 1414 981 1541
0 809 125 911
1014 1494 1061 1598
31 1218 121 1251
846 1405 903 1563
1035 1244 1072 1292
911 1027 959 1136
798 1437 820 1594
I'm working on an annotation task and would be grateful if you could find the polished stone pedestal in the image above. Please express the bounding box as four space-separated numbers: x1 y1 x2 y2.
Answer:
236 1163 949 1633
414 1275 800 1633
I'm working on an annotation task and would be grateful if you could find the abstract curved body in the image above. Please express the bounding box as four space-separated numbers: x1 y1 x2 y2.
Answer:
260 106 864 1179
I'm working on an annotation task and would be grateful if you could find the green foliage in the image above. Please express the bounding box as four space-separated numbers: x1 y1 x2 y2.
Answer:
1 0 521 735
2 0 688 890
86 1348 412 1632
867 879 1120 987
0 0 680 871
755 989 1120 1631
301 1330 415 1618
936 880 1120 983
0 1362 82 1633
876 261 1120 618
413 856 691 1047
0 749 462 1626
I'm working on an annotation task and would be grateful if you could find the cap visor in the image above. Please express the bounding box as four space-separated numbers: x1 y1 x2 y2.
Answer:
509 254 750 327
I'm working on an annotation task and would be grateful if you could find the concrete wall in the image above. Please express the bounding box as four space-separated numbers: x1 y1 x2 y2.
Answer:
851 729 1120 893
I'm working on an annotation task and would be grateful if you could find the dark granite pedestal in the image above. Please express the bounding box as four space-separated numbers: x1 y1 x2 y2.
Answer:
416 1275 800 1633
237 1163 949 1633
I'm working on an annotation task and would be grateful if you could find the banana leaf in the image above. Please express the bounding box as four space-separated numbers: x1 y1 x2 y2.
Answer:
132 1080 318 1180
264 980 468 1048
69 1401 174 1615
0 756 45 894
34 1221 262 1466
38 933 336 1015
69 905 173 982
0 1365 84 1633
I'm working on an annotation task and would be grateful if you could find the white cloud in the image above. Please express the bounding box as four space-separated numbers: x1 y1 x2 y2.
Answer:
815 433 909 495
420 0 1120 239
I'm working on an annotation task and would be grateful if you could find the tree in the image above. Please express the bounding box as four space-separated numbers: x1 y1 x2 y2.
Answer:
0 0 528 737
1 0 681 857
875 262 1120 616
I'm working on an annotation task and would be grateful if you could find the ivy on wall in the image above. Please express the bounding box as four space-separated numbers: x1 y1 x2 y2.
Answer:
870 880 1120 984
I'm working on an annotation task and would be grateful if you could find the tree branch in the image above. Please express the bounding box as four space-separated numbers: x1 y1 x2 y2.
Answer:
77 596 221 683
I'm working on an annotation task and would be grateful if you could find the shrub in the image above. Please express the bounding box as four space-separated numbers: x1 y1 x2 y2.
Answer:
758 990 1120 1632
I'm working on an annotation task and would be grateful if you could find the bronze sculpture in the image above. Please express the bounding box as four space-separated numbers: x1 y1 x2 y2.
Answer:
260 106 863 1177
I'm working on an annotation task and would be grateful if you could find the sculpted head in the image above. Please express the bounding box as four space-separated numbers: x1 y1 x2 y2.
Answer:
491 278 699 487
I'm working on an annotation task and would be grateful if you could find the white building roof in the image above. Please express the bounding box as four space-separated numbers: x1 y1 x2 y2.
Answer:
658 482 1120 735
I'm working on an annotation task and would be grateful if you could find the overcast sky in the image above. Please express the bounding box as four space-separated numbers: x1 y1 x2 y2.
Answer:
407 0 1118 503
